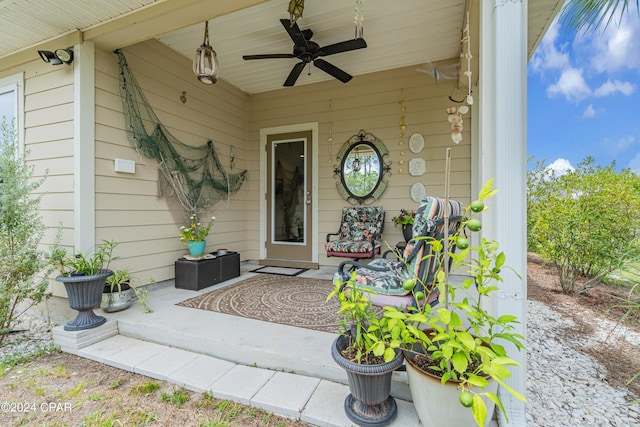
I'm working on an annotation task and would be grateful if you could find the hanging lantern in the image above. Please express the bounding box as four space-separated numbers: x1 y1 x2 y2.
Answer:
193 21 219 84
287 0 304 26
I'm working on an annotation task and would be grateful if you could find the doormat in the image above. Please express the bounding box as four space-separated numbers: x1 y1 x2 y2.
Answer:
176 275 342 333
249 266 308 276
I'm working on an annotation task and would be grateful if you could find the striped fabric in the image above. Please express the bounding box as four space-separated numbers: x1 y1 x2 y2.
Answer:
334 196 464 308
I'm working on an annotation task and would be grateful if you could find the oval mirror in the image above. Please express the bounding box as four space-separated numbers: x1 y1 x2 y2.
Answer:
333 130 391 204
342 143 379 197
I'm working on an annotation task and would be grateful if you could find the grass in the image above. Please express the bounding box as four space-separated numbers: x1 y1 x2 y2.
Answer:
0 346 312 427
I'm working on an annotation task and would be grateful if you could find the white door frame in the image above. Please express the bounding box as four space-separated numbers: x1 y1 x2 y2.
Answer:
259 122 319 263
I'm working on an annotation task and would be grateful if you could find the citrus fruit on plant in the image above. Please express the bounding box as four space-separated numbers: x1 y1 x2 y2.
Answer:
456 237 469 250
470 200 484 212
402 278 416 291
467 218 482 232
459 391 473 408
414 291 425 301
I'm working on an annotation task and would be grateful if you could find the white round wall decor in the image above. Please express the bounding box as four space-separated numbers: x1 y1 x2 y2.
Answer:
409 133 425 154
410 182 426 203
409 158 426 176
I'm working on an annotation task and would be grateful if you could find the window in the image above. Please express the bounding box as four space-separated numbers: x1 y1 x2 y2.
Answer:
0 73 24 153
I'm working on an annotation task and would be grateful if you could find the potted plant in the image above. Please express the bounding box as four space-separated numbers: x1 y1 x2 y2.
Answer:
101 269 135 313
101 268 153 314
376 180 526 427
179 214 216 256
326 273 403 427
51 240 117 331
391 209 416 242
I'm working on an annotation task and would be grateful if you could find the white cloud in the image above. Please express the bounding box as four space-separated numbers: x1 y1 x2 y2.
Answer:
594 79 636 97
586 12 640 74
547 158 575 176
627 152 640 173
530 19 570 73
583 104 596 118
547 68 592 101
616 135 637 151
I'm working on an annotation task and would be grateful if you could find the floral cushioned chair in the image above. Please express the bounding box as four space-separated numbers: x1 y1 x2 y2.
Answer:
325 206 385 260
333 196 464 309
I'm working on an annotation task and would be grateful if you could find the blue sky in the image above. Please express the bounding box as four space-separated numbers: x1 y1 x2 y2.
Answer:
528 6 640 174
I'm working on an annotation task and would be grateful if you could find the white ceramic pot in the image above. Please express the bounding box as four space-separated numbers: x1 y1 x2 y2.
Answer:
405 352 498 427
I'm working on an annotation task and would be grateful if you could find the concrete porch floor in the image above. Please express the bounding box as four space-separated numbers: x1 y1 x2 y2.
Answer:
53 260 497 427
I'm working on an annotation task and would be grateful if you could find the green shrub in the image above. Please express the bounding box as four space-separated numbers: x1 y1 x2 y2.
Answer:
0 119 52 344
528 157 640 294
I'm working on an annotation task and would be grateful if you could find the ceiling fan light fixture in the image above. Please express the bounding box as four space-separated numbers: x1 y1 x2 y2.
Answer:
287 0 304 26
193 21 219 84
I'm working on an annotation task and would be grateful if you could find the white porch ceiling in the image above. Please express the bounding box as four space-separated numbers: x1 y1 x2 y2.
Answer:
156 0 466 94
0 0 563 95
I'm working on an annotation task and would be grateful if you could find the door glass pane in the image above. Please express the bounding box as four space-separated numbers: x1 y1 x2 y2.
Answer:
272 139 305 244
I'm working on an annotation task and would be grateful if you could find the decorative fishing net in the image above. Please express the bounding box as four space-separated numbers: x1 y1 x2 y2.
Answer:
114 50 247 215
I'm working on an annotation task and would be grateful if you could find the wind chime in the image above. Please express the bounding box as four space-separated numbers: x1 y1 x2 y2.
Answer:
288 0 304 26
398 90 406 173
448 11 472 144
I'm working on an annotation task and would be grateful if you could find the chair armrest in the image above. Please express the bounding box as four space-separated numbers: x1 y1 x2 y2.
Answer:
326 231 340 243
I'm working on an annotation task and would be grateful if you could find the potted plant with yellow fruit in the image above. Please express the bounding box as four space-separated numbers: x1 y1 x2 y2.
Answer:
374 180 526 426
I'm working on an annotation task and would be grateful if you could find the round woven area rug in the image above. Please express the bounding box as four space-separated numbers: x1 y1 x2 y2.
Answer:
177 274 344 333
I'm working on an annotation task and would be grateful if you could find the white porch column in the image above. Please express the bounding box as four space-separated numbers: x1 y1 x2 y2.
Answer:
73 41 96 252
479 1 527 426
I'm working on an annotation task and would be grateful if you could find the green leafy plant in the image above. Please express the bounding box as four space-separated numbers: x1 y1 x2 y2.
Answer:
179 214 216 244
104 268 153 313
391 209 416 226
105 269 131 293
374 179 526 426
0 119 53 345
161 387 190 406
527 157 640 294
49 240 118 277
327 273 398 364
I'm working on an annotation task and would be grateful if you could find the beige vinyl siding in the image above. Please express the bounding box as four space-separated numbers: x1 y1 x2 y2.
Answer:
94 40 250 283
18 62 76 250
248 64 471 265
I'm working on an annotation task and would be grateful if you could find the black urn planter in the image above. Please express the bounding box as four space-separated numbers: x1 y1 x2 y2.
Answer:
56 270 113 331
331 333 404 427
402 224 413 242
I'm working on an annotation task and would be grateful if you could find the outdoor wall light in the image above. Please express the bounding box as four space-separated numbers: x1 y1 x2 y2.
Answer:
38 48 73 65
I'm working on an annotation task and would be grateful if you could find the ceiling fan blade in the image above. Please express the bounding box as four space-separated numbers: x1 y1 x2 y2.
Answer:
280 18 309 49
284 62 306 86
313 58 352 83
243 54 296 60
318 38 367 56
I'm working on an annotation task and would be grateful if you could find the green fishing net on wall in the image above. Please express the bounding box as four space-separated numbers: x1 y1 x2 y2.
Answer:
115 50 247 214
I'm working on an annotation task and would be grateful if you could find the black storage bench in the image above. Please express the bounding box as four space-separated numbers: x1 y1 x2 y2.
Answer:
174 251 240 291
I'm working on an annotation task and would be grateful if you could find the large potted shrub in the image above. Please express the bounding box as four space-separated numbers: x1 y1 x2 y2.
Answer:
52 240 117 331
327 274 403 427
375 180 526 426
